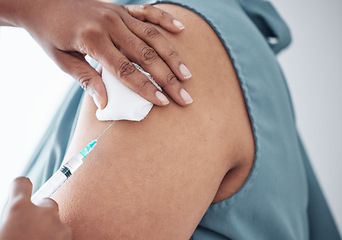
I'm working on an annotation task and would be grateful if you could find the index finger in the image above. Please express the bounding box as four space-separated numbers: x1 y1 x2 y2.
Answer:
124 4 185 33
9 177 33 201
91 38 169 106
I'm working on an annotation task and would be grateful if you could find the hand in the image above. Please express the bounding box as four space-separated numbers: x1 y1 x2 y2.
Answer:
13 0 193 108
0 177 72 240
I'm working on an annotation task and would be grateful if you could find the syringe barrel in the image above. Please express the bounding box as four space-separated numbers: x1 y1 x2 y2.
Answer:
31 169 68 205
31 154 83 205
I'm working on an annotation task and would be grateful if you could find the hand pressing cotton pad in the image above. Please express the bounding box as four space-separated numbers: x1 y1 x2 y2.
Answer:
96 64 161 121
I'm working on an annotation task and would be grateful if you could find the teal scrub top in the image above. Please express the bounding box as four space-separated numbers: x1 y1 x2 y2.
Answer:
22 0 341 239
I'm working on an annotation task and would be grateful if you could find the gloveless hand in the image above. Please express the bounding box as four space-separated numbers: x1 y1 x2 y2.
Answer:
0 177 72 240
11 0 193 108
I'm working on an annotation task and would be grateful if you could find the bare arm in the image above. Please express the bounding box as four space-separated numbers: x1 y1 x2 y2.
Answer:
52 4 254 240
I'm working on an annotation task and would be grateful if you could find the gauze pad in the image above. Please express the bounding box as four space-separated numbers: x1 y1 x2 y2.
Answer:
96 63 161 121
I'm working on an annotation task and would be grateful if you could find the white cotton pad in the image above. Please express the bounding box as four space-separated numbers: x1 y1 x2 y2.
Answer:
96 64 160 121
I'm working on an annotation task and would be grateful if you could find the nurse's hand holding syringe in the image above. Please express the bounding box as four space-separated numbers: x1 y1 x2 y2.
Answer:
31 121 115 205
0 116 115 240
0 177 72 240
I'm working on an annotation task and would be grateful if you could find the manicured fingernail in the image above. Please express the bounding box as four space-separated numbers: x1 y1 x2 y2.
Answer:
180 89 193 104
155 91 169 105
179 64 192 79
173 19 185 30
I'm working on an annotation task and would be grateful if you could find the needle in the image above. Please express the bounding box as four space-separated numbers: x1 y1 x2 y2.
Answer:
96 121 115 141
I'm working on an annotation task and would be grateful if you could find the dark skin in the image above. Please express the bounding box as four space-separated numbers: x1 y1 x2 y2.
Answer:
0 0 193 109
0 0 193 238
0 177 72 240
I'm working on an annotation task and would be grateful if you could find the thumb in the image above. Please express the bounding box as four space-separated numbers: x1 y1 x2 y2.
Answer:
55 50 108 109
9 177 33 202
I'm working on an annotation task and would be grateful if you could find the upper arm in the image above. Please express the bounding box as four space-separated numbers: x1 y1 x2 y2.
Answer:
52 4 254 239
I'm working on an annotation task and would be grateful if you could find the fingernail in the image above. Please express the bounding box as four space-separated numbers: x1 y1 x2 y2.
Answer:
180 89 193 104
173 19 185 30
155 91 169 105
92 92 102 109
179 64 192 79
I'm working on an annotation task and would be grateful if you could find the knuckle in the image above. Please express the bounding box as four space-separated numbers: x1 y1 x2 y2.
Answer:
77 26 103 56
165 73 177 86
143 26 160 39
141 4 152 10
126 35 138 50
100 10 118 25
140 47 158 64
160 10 168 18
117 60 136 77
76 72 92 91
136 79 152 94
80 24 102 40
123 5 136 16
167 49 178 58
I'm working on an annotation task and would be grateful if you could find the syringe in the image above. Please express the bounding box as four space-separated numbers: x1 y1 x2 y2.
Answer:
31 121 115 205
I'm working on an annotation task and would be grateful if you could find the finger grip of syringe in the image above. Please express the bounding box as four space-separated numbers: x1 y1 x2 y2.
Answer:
31 154 83 205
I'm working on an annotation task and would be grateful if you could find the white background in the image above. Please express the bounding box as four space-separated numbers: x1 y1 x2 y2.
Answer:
0 0 341 234
0 29 72 209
